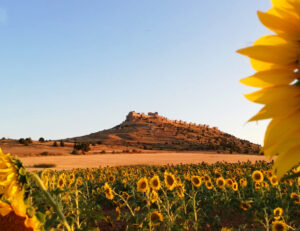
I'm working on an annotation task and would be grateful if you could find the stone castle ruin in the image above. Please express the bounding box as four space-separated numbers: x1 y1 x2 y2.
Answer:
125 111 219 131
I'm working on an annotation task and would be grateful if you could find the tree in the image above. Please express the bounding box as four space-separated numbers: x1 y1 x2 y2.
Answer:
39 137 45 142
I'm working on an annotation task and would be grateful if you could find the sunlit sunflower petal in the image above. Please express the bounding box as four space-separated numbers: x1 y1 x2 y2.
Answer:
271 0 300 16
244 85 300 105
249 99 300 121
238 0 300 179
240 69 297 88
262 109 300 157
237 44 297 65
257 10 300 36
273 144 300 179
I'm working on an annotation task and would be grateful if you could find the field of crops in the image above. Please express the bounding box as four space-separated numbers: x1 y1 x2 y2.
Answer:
26 161 299 231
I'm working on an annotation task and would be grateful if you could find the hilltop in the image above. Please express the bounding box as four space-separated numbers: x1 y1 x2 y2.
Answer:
66 111 260 154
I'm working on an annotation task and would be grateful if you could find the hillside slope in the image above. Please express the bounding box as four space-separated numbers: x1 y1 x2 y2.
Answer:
66 111 260 154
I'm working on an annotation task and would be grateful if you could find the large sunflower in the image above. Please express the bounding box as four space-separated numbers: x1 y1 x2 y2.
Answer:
0 149 40 231
0 193 40 231
237 0 300 179
0 149 20 199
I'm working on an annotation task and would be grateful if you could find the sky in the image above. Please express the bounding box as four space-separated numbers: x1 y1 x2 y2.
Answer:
0 0 273 144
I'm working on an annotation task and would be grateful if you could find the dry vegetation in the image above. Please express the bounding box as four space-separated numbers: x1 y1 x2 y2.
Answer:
66 111 261 154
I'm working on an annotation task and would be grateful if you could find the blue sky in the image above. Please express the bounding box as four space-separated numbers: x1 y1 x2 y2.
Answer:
0 0 272 144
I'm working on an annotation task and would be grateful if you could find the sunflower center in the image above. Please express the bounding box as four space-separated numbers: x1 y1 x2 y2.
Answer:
274 223 284 231
141 182 146 189
0 212 33 231
167 176 174 185
193 178 200 185
254 174 261 180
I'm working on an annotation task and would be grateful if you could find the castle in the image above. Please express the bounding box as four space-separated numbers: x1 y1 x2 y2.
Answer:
125 111 219 131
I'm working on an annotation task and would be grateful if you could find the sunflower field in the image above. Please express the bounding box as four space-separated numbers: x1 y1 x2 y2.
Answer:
2 147 298 231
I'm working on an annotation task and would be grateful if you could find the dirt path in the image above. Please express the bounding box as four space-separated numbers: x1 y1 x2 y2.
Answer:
20 153 270 170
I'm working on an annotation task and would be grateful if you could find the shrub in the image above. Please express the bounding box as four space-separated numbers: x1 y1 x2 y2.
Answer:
39 137 45 142
73 142 90 153
32 163 56 168
53 141 58 147
19 137 32 146
60 140 65 147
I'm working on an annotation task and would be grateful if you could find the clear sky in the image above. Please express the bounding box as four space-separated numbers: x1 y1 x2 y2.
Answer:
0 0 272 144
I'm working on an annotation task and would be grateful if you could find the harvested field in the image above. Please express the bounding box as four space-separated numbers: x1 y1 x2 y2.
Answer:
21 152 271 170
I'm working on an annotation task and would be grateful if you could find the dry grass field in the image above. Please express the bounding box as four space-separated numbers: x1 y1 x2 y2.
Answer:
20 152 271 170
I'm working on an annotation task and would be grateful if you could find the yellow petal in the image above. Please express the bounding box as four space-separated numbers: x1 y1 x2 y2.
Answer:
240 68 297 88
0 201 11 216
257 10 300 37
249 98 300 121
273 144 300 179
263 109 300 156
237 44 298 65
245 85 300 104
271 0 300 17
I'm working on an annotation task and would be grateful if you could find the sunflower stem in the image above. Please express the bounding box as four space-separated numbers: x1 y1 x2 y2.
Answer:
29 172 72 231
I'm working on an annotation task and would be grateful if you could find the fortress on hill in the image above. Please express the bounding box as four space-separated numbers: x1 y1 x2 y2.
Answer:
125 111 219 131
66 110 260 154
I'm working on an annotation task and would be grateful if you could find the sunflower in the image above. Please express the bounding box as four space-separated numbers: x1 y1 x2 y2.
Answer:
255 182 261 190
42 175 49 190
205 181 213 190
122 179 127 188
239 178 248 187
176 184 185 198
164 171 176 191
76 177 83 186
0 149 20 199
290 192 300 204
262 181 270 189
0 200 40 231
68 173 75 186
57 175 66 190
252 170 264 183
273 207 283 219
0 150 41 229
237 0 300 179
137 177 149 193
149 175 161 191
215 172 222 179
108 175 115 183
150 190 158 203
203 175 211 182
225 179 234 188
232 182 238 191
270 175 279 186
272 220 287 231
240 201 252 211
150 211 163 226
216 177 226 189
191 176 202 188
104 182 114 200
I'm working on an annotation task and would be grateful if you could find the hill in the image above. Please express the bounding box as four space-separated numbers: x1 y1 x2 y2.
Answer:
66 111 261 154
